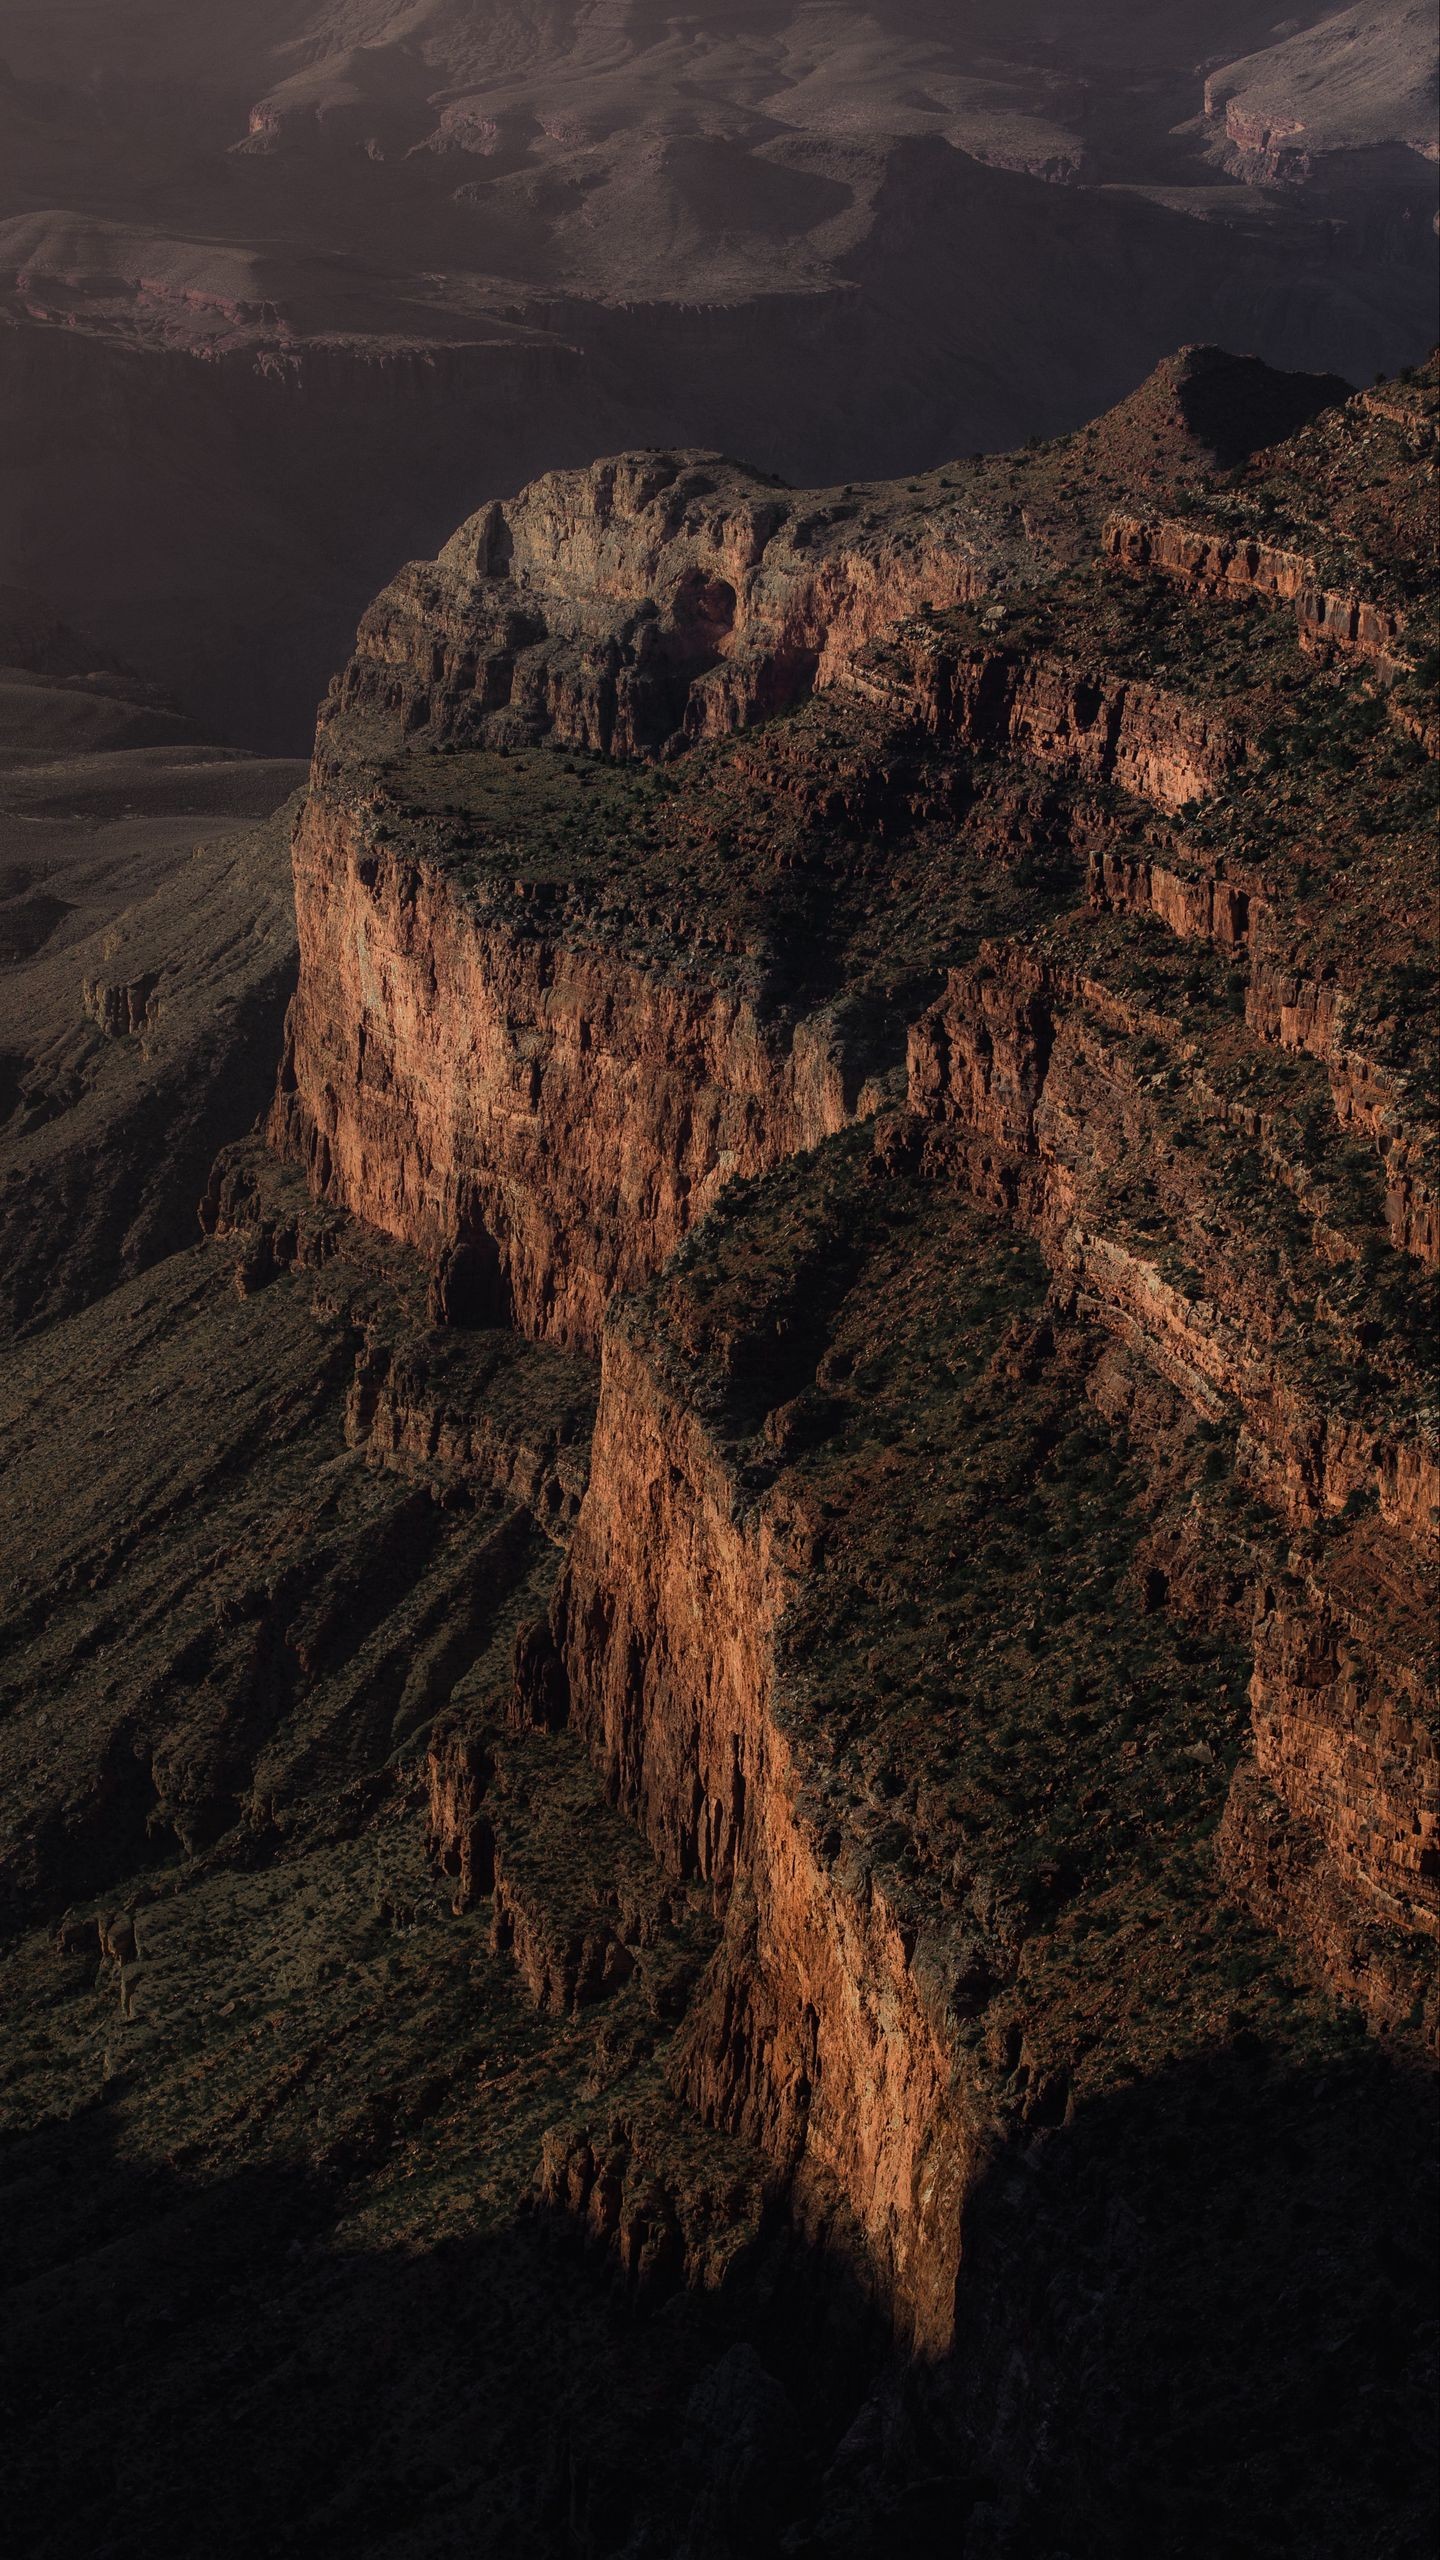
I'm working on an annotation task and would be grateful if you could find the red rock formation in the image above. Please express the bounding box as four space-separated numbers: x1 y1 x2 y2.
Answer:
1246 1563 1438 1933
547 1317 973 2354
1086 849 1437 1271
1244 922 1438 1269
331 450 1020 760
268 359 1438 2344
1087 844 1254 950
346 1338 591 1530
426 1723 495 1914
534 2108 768 2301
906 927 1437 2044
9 345 1440 2560
272 786 882 1350
1105 512 1408 666
842 625 1248 809
906 934 1436 1532
1217 1757 1434 2041
81 971 161 1040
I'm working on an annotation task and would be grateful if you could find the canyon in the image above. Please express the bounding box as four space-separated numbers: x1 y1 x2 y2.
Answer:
1 344 1436 2555
0 2 1435 746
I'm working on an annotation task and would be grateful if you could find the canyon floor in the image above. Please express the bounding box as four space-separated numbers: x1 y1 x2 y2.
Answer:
1 349 1437 2556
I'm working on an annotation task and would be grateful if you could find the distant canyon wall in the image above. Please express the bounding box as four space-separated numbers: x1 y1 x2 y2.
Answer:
3 138 1435 748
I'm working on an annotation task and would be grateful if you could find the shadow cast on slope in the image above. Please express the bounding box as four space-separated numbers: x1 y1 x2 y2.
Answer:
942 2031 1438 2560
2 2026 1434 2560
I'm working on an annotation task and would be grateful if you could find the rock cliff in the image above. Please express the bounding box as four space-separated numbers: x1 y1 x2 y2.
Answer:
273 352 1436 2101
328 449 1013 758
271 770 877 1348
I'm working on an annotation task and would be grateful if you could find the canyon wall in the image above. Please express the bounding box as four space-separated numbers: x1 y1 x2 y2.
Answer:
906 936 1436 1530
1087 846 1438 1268
551 1320 973 2355
842 626 1250 809
263 357 1438 2368
905 928 1436 2014
1105 511 1409 665
272 786 886 1350
327 449 1010 759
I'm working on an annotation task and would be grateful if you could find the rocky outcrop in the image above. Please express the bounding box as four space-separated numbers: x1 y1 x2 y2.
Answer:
1105 513 1407 666
329 450 1019 759
1202 7 1439 196
272 787 884 1352
1243 928 1439 1269
426 1722 496 1915
1087 843 1255 951
346 1338 591 1531
81 970 160 1040
6 346 1438 2560
1210 97 1310 186
428 1700 777 2308
1086 850 1438 1271
227 352 1440 2383
906 926 1437 2045
906 934 1435 1531
1217 1753 1435 2042
1216 1491 1439 2038
543 1310 973 2356
202 1137 596 1532
1245 1564 1438 1930
842 625 1248 809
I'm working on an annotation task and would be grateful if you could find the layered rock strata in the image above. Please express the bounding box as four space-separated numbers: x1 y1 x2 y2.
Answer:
2 347 1435 2559
328 450 1030 760
259 352 1438 2448
1104 513 1409 665
839 623 1250 809
549 1190 983 2355
272 775 878 1349
538 1137 1436 2417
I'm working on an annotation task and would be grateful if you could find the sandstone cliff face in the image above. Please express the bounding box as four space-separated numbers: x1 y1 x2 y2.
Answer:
1246 1566 1438 1926
841 624 1248 810
1221 1507 1438 2044
907 931 1435 1532
1087 842 1255 951
1087 842 1438 1272
1105 512 1409 666
3 350 1434 2560
550 1319 968 2352
537 1200 1062 2362
272 785 880 1351
329 449 1033 759
1243 923 1439 1268
259 355 1437 2402
906 928 1437 2011
525 1111 1434 2409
